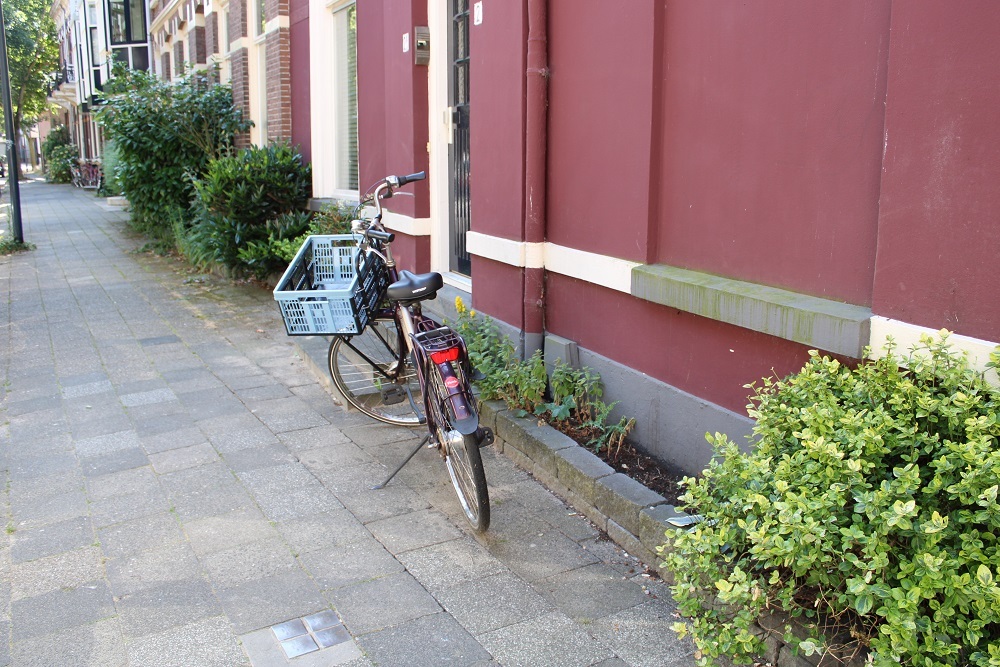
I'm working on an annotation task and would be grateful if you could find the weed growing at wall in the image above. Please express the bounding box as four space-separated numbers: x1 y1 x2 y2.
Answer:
661 332 1000 666
453 297 634 455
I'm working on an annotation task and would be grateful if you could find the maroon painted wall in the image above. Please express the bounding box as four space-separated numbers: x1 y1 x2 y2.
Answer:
357 0 429 272
655 0 889 305
546 0 660 263
873 1 1000 341
469 0 526 241
289 0 310 163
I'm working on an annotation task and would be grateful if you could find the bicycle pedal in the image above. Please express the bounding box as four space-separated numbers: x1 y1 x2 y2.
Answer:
381 386 406 405
477 427 495 448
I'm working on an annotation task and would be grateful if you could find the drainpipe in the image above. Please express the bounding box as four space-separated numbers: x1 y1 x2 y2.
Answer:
523 0 547 358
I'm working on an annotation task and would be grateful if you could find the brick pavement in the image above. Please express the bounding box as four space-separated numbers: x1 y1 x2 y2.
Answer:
0 181 696 666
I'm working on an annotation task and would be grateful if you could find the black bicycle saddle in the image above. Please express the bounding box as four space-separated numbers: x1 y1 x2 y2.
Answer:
386 270 444 302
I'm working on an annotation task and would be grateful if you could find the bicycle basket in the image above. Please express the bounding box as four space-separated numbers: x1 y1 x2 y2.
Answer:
273 235 389 336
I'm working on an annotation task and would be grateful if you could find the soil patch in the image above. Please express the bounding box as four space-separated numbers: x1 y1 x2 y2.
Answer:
594 441 688 506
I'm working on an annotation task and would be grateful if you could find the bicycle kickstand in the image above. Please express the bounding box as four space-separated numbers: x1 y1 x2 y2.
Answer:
370 434 431 490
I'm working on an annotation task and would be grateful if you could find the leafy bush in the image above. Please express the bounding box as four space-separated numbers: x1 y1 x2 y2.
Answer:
662 332 1000 667
98 140 124 196
46 144 78 183
95 64 250 240
185 142 312 277
452 297 634 454
41 125 71 176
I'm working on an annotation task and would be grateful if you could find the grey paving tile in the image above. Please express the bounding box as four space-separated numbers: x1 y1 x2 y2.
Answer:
89 487 173 528
216 568 328 635
119 387 178 407
161 462 254 521
396 535 508 593
85 465 160 501
366 508 465 554
127 616 249 667
341 424 422 449
74 430 141 458
10 515 95 563
7 451 79 480
237 464 343 521
537 562 650 621
248 396 330 433
141 425 206 454
432 571 552 635
115 577 222 638
275 509 371 556
183 508 278 557
203 413 281 452
327 571 442 636
315 463 430 523
148 441 220 473
201 536 298 588
8 617 127 667
477 611 614 667
97 512 185 559
9 488 88 528
299 539 404 591
10 579 116 641
221 442 297 472
295 441 376 470
9 546 104 602
588 600 698 667
484 526 601 583
356 612 491 666
178 387 247 421
79 446 150 477
106 543 204 596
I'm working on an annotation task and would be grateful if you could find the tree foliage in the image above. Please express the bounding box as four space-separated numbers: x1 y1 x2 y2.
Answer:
1 0 60 175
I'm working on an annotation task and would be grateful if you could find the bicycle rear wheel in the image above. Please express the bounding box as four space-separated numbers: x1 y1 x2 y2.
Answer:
328 318 422 426
428 366 490 531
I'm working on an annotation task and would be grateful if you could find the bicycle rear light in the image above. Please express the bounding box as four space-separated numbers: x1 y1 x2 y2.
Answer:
430 347 460 364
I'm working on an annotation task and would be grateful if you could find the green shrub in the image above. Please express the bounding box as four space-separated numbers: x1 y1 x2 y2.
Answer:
46 144 78 183
41 125 71 175
662 332 1000 667
98 140 124 196
185 142 312 276
95 64 250 241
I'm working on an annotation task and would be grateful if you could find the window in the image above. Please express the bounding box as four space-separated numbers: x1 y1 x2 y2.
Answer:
108 0 147 44
335 4 358 190
255 0 265 35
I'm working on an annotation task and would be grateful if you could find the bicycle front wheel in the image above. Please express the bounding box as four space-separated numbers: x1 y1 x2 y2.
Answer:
428 367 490 531
328 318 423 426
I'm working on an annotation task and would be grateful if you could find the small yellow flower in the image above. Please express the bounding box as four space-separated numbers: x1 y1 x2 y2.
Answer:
469 310 476 317
455 296 466 314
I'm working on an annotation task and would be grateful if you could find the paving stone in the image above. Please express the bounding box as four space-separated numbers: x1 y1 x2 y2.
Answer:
115 578 222 638
10 579 116 641
277 424 354 452
432 570 552 635
275 510 371 555
8 617 127 667
537 562 649 621
128 616 249 667
237 464 343 521
80 446 150 477
160 462 254 521
295 441 375 470
341 424 421 449
10 515 95 563
74 430 141 458
478 611 614 667
89 487 172 528
221 442 297 472
215 568 328 635
397 535 508 593
140 426 207 454
484 527 600 583
357 612 492 666
589 601 698 667
9 546 104 602
105 543 204 596
299 539 405 592
203 413 281 453
366 508 464 553
10 488 88 528
183 508 278 556
97 512 185 559
200 536 298 588
84 466 160 501
328 571 442 636
248 396 330 433
148 441 220 473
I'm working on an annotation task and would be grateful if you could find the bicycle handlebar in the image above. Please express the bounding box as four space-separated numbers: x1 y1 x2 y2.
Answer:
388 171 426 188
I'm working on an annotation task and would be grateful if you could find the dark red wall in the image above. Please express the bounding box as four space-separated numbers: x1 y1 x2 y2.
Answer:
546 0 660 263
469 0 526 241
655 0 889 304
289 0 310 163
873 1 1000 341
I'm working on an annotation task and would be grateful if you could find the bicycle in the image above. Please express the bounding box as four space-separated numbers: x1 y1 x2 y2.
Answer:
274 171 492 531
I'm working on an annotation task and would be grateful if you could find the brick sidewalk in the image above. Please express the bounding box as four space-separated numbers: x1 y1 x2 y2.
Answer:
0 181 695 666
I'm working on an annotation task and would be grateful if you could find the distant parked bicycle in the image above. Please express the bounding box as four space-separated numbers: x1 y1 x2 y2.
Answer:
274 171 492 531
71 160 102 188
